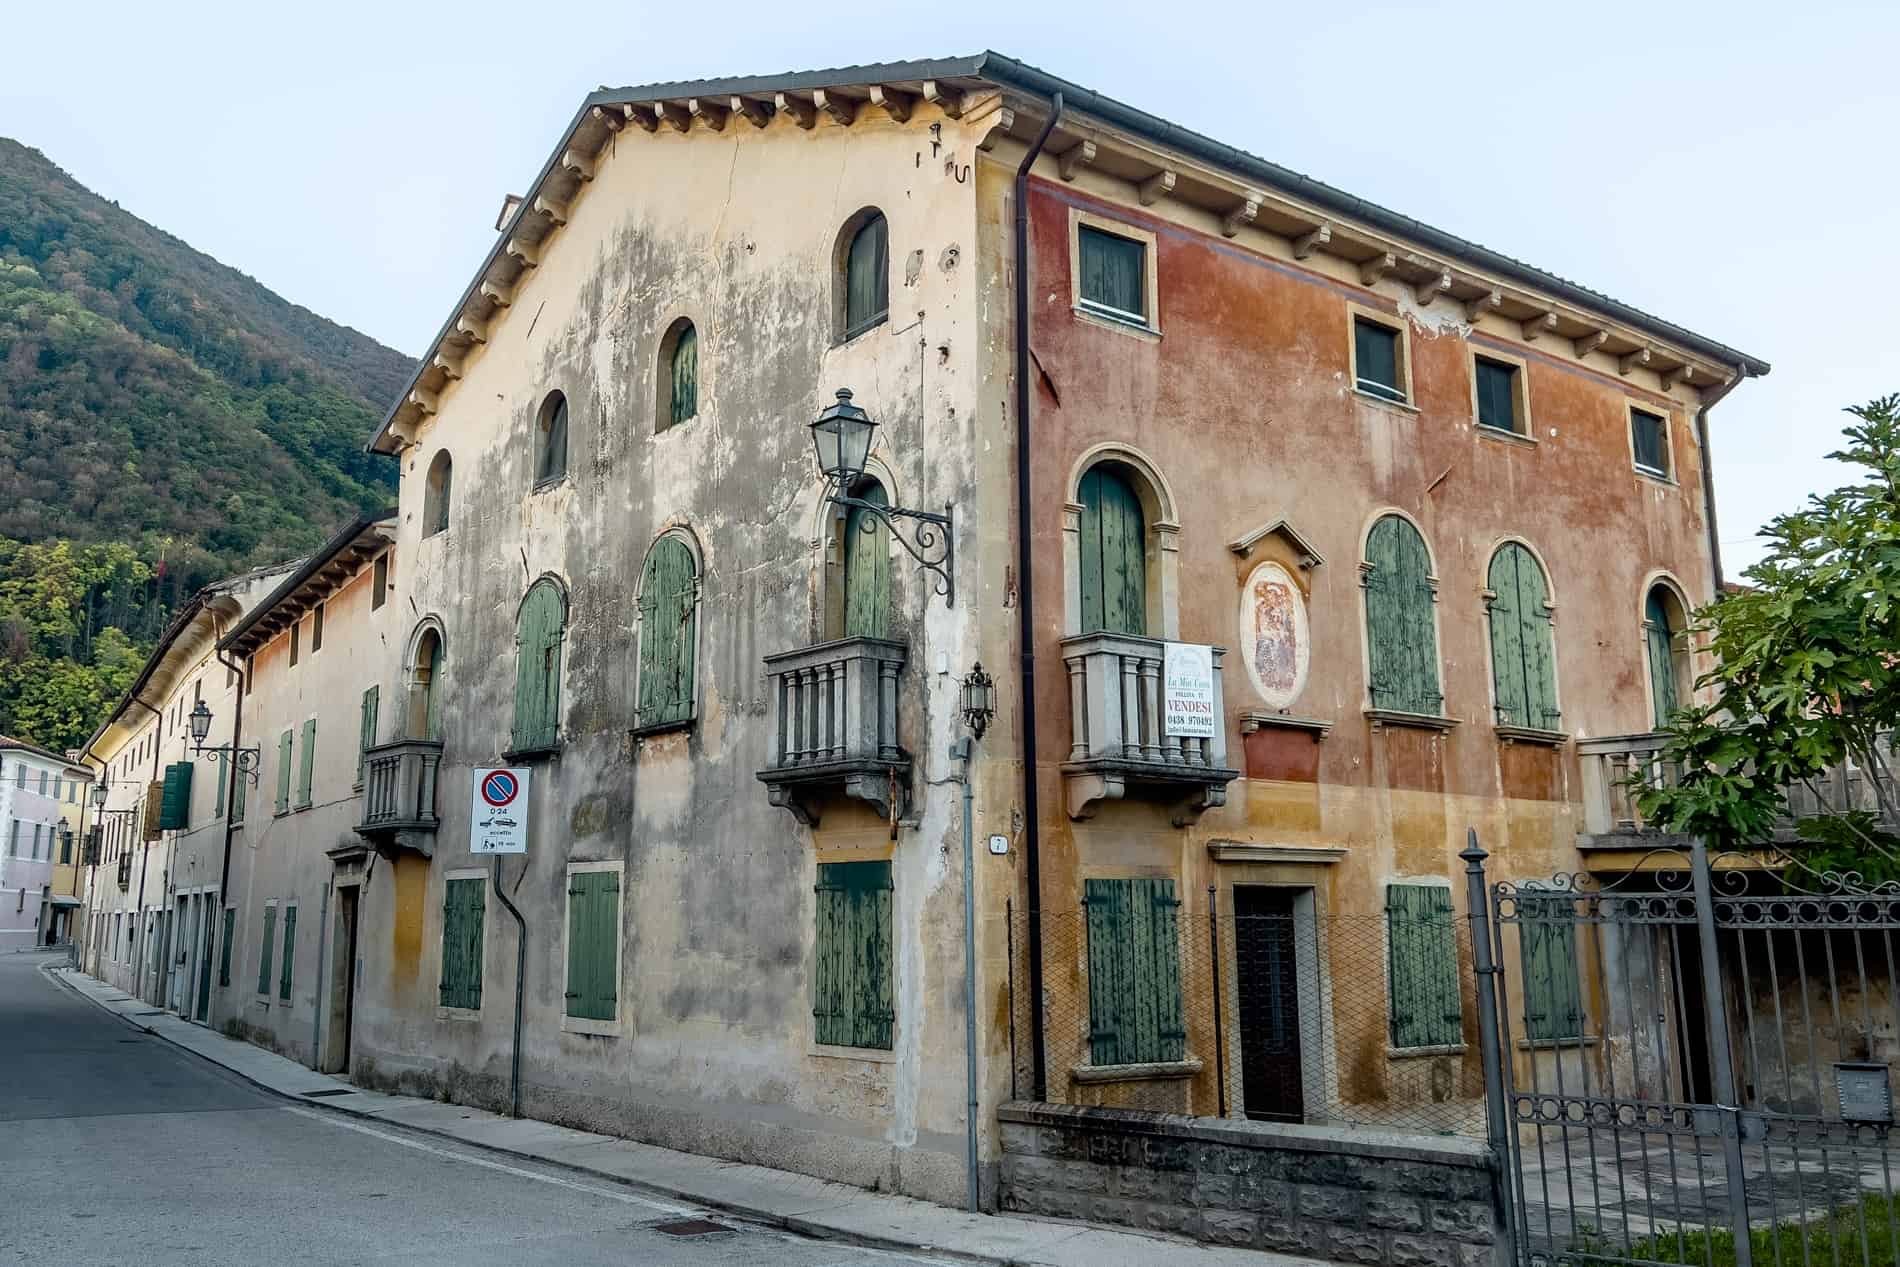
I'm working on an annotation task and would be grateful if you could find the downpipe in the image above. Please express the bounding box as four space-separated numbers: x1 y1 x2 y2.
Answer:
492 854 527 1118
951 735 979 1212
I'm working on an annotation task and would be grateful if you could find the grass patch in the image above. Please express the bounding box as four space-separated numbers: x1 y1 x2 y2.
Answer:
1571 1194 1900 1265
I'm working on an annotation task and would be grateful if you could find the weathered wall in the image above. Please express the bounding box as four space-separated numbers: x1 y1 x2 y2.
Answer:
365 98 1011 1204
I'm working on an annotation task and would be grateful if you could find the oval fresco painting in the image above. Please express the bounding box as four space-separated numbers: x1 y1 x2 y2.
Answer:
1239 561 1309 708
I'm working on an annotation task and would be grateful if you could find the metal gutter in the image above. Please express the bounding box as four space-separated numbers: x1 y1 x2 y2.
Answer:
1692 370 1748 594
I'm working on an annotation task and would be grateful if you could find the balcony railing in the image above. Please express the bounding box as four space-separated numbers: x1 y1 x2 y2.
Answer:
1060 632 1239 824
757 637 909 826
1579 731 1900 840
356 737 444 855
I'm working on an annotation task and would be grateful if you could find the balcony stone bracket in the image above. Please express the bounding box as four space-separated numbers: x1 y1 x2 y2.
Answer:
763 763 910 828
1062 761 1237 827
757 636 913 830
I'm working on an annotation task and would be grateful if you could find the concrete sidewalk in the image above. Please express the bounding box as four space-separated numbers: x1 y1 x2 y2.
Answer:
48 965 1307 1267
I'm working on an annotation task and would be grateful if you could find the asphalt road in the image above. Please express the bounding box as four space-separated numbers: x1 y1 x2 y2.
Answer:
0 952 947 1267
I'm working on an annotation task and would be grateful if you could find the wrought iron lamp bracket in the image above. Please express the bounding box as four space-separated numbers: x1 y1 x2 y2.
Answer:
829 485 955 606
195 743 263 786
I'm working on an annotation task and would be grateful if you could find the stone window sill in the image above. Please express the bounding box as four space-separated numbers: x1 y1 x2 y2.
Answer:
1635 465 1677 487
502 742 560 762
1475 422 1536 446
435 1005 483 1022
629 717 694 741
1354 388 1418 414
1070 1057 1204 1085
1237 711 1332 738
809 1040 897 1065
1518 1035 1597 1052
1495 724 1568 747
1073 304 1161 342
1365 709 1459 732
1387 1044 1468 1060
561 1014 618 1037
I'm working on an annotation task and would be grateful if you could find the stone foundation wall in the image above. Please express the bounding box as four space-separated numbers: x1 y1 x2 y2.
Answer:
998 1102 1504 1267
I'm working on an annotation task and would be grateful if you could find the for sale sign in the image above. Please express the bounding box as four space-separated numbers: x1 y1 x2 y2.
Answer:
470 767 529 854
1163 643 1216 739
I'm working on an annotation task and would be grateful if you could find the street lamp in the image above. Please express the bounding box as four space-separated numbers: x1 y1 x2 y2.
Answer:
187 701 261 785
960 663 996 740
808 388 956 605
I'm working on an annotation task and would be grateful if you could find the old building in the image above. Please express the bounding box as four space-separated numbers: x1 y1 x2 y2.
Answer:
1 737 91 949
75 52 1767 1261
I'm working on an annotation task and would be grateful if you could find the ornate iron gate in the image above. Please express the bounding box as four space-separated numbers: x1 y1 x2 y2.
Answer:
1471 836 1900 1267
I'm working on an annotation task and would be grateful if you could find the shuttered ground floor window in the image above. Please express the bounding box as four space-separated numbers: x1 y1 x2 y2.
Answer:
278 905 297 1001
565 868 619 1025
219 908 235 987
439 876 485 1011
813 860 894 1050
257 904 277 996
1084 877 1185 1066
1386 883 1462 1049
1521 893 1584 1042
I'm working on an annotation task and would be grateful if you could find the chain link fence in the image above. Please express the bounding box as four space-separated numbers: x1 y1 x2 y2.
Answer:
1007 891 1485 1136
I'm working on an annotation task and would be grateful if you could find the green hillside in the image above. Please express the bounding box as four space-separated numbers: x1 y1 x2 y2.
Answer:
0 138 413 750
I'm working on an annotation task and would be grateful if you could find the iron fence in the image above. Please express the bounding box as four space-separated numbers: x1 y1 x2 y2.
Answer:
1007 892 1484 1136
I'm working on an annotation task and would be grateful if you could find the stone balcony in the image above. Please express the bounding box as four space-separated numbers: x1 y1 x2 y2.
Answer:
356 737 444 856
757 637 910 827
1060 632 1239 825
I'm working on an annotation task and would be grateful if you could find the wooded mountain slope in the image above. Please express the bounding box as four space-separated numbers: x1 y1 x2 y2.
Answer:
0 138 412 750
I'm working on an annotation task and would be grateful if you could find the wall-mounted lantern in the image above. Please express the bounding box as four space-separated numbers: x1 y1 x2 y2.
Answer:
960 662 996 740
808 388 955 605
187 700 261 786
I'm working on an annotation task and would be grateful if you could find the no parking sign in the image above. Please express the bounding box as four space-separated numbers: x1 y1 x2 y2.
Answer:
470 767 530 854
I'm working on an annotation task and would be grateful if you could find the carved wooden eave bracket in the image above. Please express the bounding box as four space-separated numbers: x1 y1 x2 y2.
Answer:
1229 517 1325 569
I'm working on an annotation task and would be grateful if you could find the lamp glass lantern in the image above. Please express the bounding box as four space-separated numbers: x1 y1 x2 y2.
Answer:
960 662 997 740
91 781 107 809
188 699 213 748
809 388 877 485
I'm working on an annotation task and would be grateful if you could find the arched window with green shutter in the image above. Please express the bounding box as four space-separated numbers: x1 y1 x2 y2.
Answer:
666 323 697 429
843 479 891 639
1486 543 1559 730
1645 585 1684 728
635 535 698 732
511 579 565 754
841 211 889 340
1078 464 1147 635
1363 515 1442 715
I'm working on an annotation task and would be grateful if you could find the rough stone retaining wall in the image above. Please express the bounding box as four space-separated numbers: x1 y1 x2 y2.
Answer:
998 1101 1504 1267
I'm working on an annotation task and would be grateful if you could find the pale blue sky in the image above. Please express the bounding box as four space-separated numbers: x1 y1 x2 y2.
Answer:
5 0 1893 573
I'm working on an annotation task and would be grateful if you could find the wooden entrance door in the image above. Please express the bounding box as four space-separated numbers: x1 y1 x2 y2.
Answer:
1234 886 1305 1122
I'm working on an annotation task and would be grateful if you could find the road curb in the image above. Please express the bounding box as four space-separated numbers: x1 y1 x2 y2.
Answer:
41 963 1021 1267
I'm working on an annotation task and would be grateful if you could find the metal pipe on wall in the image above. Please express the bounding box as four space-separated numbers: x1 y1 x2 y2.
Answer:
1012 90 1063 1104
951 735 979 1212
491 854 528 1119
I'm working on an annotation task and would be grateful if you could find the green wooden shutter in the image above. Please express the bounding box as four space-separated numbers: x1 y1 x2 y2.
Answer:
1365 517 1442 715
1084 878 1183 1065
512 582 563 752
637 539 696 728
219 908 235 987
296 719 316 808
812 861 894 1050
232 760 247 823
279 906 296 1001
669 325 697 427
357 685 379 785
565 872 618 1021
1519 892 1584 1042
275 731 293 815
844 214 889 337
843 482 892 639
1487 544 1558 729
158 762 193 830
538 395 568 483
1078 226 1145 320
1078 466 1147 636
258 905 276 995
424 637 444 740
1646 589 1680 727
440 878 485 1010
213 748 227 819
1386 885 1461 1049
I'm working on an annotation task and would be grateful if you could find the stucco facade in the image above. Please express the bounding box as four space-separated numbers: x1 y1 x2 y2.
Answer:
77 55 1767 1219
0 740 90 950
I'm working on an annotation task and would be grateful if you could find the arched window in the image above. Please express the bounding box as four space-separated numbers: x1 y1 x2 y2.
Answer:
1363 515 1442 715
423 451 452 537
511 579 565 754
1078 464 1147 635
841 478 890 639
635 535 699 732
408 626 445 740
841 211 889 340
535 392 568 485
659 320 697 431
1486 543 1559 730
1644 584 1690 728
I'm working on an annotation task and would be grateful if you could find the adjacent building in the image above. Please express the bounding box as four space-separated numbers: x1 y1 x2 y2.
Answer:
0 737 92 950
79 52 1768 1255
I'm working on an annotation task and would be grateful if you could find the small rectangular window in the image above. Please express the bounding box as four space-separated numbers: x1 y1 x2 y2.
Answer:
1386 884 1462 1050
290 622 301 667
1631 408 1669 476
565 869 620 1023
296 718 316 809
279 905 297 1001
813 860 895 1050
313 604 324 653
1354 317 1406 403
373 555 388 610
440 877 486 1011
1474 356 1521 433
258 904 277 996
1521 897 1585 1042
1077 225 1147 325
1083 877 1185 1065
